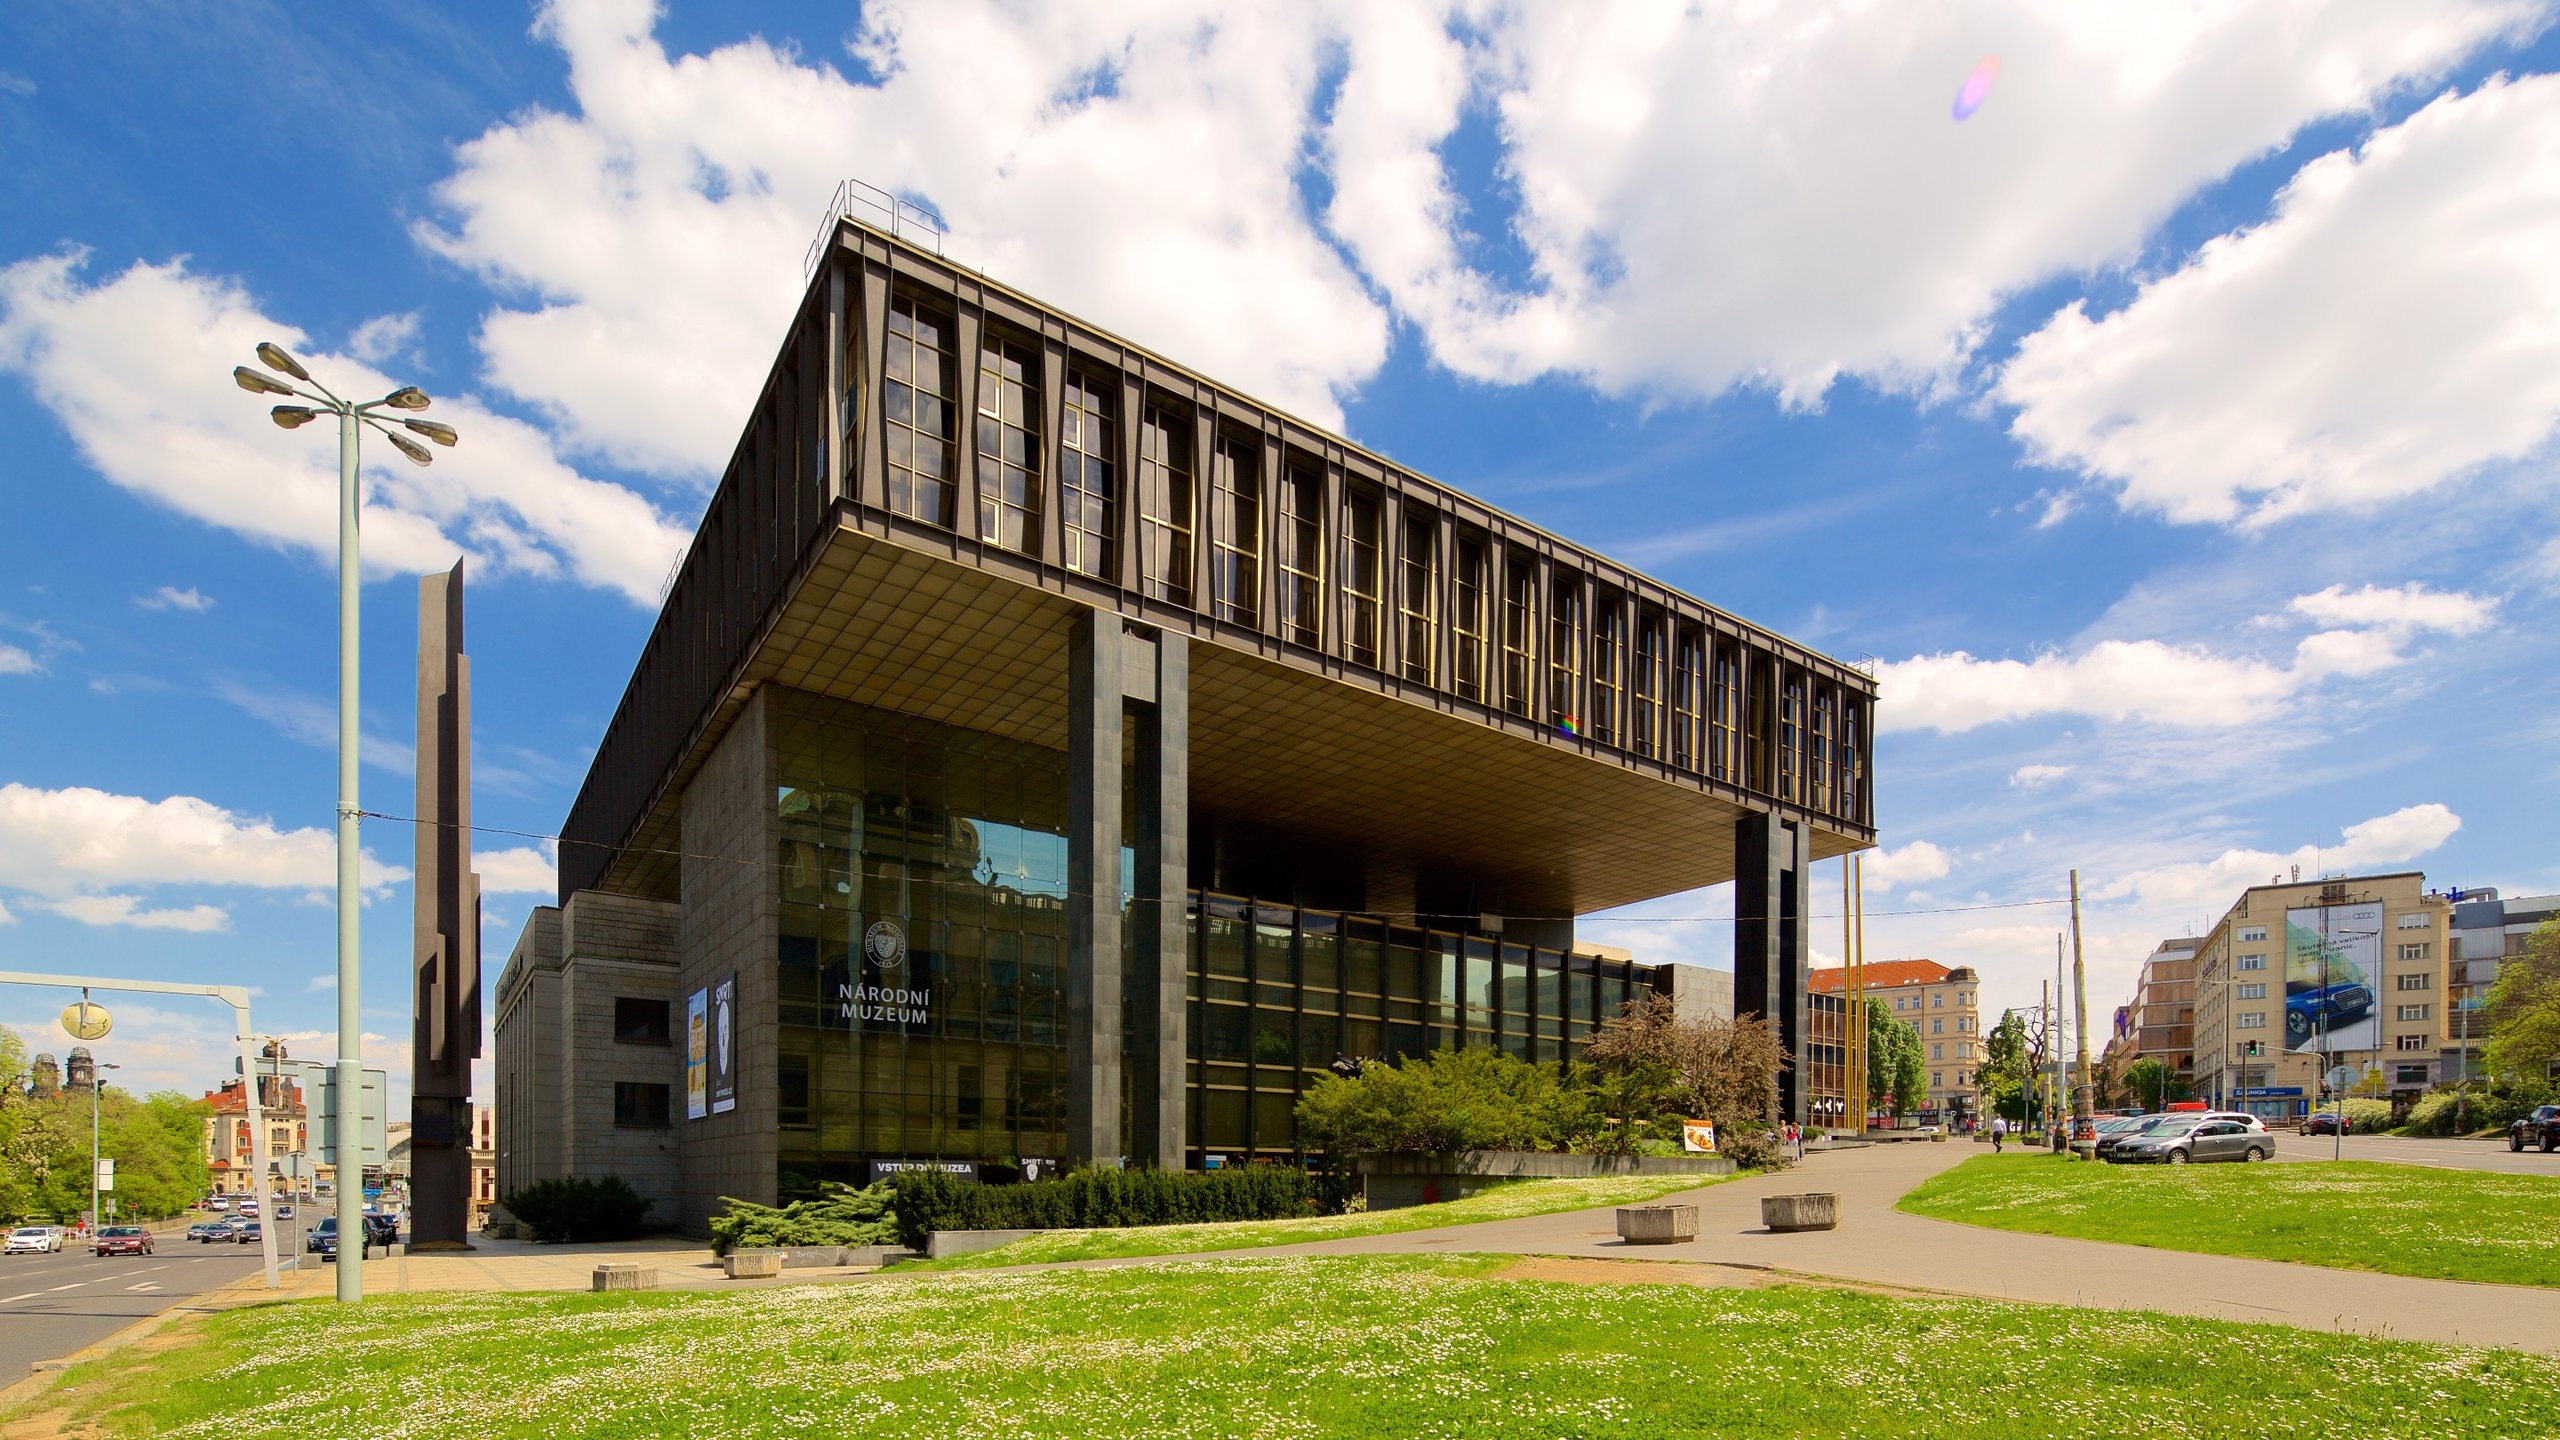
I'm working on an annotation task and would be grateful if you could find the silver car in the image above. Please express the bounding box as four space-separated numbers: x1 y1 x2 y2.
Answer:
2111 1116 2273 1164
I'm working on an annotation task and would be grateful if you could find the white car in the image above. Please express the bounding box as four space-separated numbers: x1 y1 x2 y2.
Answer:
4 1226 64 1255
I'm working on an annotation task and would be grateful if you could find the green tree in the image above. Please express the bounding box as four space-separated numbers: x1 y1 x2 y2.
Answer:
1294 1047 1565 1159
2121 1057 2188 1111
2482 918 2560 1083
3 1084 210 1223
1865 999 1926 1118
1976 1011 2032 1123
1581 992 1786 1141
0 1029 29 1223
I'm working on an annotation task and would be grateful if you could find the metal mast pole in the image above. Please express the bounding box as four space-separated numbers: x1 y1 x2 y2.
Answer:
86 990 99 1232
335 407 365 1304
1852 854 1867 1134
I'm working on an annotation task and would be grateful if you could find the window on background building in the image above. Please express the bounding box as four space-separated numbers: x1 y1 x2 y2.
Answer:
975 335 1041 553
1631 614 1665 758
1840 697 1866 822
2396 1004 2430 1022
1058 371 1115 579
883 293 958 526
612 1082 670 1128
1932 1018 1943 1034
1398 507 1438 684
1670 629 1702 769
1931 1071 1942 1089
1777 671 1805 803
2237 954 2266 971
1136 403 1194 603
2396 973 2433 990
1588 594 1625 744
2236 1013 2266 1030
1500 556 1536 716
612 998 670 1045
1708 643 1740 782
1451 533 1489 701
1207 432 1261 626
2396 913 2430 929
1343 490 1383 667
1931 1043 1943 1060
1808 682 1835 813
1893 997 1905 1011
2238 927 2267 943
2396 1065 2429 1084
2238 982 2266 1000
1933 994 1944 1007
2397 942 2430 961
1549 574 1586 730
2396 1034 2428 1052
1275 462 1324 647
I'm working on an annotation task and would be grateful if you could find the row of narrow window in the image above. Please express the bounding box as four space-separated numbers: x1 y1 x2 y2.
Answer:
855 291 1867 823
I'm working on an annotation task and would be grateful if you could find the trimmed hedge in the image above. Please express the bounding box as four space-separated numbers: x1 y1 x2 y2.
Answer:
892 1166 1316 1250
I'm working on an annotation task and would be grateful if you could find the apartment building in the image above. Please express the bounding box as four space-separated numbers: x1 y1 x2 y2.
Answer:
2444 889 2560 1081
1809 959 1982 1123
2131 937 2199 1090
2191 872 2451 1118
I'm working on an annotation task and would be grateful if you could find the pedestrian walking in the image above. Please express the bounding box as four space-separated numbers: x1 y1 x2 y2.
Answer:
1991 1115 2007 1154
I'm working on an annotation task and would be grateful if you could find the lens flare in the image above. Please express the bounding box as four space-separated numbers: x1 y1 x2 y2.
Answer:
1952 54 1999 120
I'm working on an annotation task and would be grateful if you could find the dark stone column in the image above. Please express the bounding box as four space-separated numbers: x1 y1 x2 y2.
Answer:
1066 611 1126 1167
1735 811 1810 1126
1130 631 1189 1169
411 560 480 1250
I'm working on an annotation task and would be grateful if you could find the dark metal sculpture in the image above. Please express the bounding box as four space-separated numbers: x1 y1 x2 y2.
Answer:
411 560 481 1249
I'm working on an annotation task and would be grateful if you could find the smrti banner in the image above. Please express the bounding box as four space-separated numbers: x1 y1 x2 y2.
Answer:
686 987 709 1120
710 974 737 1115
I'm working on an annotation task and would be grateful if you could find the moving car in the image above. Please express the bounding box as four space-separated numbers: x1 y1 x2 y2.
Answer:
2303 1111 2352 1136
274 1204 296 1220
4 1226 64 1255
93 1225 154 1257
2110 1116 2272 1165
186 1221 229 1243
231 1220 264 1245
2509 1104 2560 1153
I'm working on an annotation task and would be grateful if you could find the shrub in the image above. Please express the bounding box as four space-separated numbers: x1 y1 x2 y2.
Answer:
707 1182 898 1257
1295 1048 1566 1160
891 1165 1316 1249
2338 1098 2394 1132
502 1176 653 1244
1719 1125 1785 1172
2398 1080 2552 1136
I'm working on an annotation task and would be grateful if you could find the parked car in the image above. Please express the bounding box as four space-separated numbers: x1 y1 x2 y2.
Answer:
2095 1111 2261 1158
2508 1104 2560 1153
2303 1111 2352 1136
4 1226 64 1255
93 1226 154 1257
363 1214 400 1249
2110 1116 2272 1164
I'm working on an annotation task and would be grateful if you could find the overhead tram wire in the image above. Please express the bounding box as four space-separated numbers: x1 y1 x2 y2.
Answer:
354 808 2070 924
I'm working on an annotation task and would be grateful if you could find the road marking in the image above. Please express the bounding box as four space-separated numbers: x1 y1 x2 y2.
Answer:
1 1293 40 1304
124 1283 162 1293
45 1282 88 1292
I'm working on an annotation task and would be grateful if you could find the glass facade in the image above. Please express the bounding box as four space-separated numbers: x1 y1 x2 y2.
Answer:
769 687 1658 1187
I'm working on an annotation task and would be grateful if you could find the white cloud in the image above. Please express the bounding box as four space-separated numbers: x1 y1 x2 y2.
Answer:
0 895 12 924
2008 764 2070 789
1327 1 2537 409
0 253 690 606
0 782 410 932
475 844 558 896
0 642 35 675
2100 803 2462 915
2287 582 2497 637
1863 841 1952 892
419 0 1388 479
1999 73 2560 527
134 585 214 612
345 311 422 365
208 674 413 776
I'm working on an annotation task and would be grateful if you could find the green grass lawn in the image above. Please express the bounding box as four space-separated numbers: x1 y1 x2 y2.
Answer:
907 1172 1731 1269
1899 1153 2560 1286
22 1255 2550 1439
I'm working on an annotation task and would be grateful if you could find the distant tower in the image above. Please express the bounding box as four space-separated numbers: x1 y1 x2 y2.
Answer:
65 1046 96 1092
412 559 483 1250
30 1053 60 1099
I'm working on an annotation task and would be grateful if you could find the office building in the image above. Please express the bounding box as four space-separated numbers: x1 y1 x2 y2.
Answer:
1808 959 1980 1123
494 212 1878 1232
2443 889 2560 1081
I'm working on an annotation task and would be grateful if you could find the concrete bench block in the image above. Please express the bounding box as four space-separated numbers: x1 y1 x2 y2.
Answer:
592 1263 659 1291
1614 1204 1700 1245
724 1250 783 1279
1761 1193 1840 1232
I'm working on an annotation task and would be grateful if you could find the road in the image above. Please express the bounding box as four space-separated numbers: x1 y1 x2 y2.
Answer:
0 1212 320 1379
2275 1131 2560 1175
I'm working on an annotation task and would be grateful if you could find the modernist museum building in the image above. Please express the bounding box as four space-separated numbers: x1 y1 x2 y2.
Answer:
495 215 1878 1232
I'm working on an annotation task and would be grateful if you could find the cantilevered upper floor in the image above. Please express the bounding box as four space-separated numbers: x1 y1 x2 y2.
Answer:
559 214 1877 915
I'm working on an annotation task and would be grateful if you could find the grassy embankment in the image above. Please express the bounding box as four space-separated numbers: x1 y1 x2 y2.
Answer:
18 1253 2550 1439
1900 1153 2560 1287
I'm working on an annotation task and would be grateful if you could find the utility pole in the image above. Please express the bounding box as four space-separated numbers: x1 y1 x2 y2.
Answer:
2070 871 2095 1160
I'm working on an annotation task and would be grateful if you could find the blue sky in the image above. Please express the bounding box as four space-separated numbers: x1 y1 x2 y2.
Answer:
4 2 2557 1102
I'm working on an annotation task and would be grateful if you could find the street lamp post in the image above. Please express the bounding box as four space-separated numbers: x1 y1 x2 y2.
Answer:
234 343 456 1303
89 1056 121 1231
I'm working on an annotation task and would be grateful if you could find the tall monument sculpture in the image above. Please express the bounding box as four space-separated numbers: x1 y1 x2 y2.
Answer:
411 560 481 1249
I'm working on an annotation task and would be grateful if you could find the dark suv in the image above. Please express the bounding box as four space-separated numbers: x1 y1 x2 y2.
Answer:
2509 1105 2560 1153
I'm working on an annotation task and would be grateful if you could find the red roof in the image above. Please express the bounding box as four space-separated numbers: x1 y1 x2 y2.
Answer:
1808 959 1954 992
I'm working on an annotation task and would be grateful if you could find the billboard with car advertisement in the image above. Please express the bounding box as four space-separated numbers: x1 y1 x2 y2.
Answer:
2284 903 2381 1054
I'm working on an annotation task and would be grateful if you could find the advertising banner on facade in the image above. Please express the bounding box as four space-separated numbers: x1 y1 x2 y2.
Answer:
710 974 737 1115
686 987 709 1120
2284 902 2381 1053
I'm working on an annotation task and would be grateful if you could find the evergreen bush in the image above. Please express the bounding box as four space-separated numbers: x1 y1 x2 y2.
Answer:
891 1165 1315 1249
707 1182 899 1257
502 1176 653 1243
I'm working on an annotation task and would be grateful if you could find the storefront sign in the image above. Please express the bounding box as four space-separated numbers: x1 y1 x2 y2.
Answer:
2236 1087 2304 1098
867 1159 978 1185
709 974 737 1116
685 987 709 1120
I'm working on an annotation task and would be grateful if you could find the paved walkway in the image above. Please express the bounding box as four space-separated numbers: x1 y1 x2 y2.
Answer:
1139 1141 2560 1354
202 1235 755 1303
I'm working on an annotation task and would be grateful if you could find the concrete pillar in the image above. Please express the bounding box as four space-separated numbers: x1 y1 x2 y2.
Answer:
1066 611 1126 1166
1130 631 1189 1169
1735 811 1810 1126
